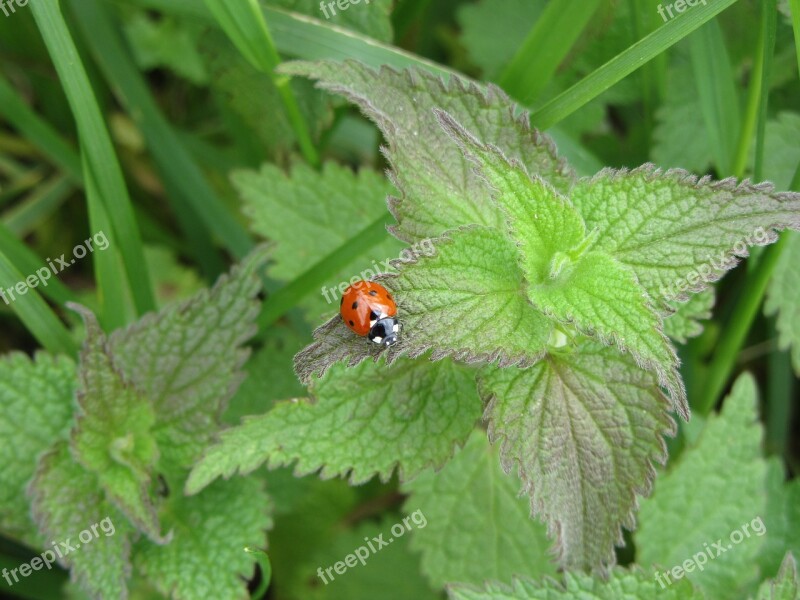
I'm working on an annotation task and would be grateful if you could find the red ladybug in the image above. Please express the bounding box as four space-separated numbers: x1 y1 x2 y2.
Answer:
340 280 401 346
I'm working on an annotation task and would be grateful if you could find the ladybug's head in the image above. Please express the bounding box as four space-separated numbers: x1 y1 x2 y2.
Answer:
368 317 401 346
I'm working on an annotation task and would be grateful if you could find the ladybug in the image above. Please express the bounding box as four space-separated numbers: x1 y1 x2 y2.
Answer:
340 280 401 346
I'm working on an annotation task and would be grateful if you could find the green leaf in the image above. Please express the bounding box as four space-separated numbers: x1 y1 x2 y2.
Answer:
569 166 800 304
758 460 800 579
447 567 706 600
234 161 402 316
765 231 800 375
635 373 768 599
107 246 269 474
437 112 685 413
134 478 271 600
281 60 575 243
756 554 800 600
29 442 132 600
761 113 800 189
69 305 162 543
293 517 438 600
187 357 481 493
663 288 715 344
435 110 585 282
531 251 685 414
0 353 76 546
479 343 674 571
294 226 553 383
123 12 208 84
403 432 556 588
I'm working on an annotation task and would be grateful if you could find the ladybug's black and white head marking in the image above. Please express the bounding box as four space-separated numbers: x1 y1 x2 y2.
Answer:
368 317 401 346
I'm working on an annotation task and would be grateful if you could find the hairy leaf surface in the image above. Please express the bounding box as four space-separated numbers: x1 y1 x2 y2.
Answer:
188 357 481 493
0 353 75 546
29 443 132 600
281 60 575 243
107 246 268 473
71 306 162 542
447 568 705 599
479 343 674 571
570 166 800 303
135 478 270 600
294 226 552 382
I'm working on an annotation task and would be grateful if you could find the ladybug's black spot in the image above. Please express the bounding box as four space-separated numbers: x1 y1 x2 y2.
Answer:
369 290 378 296
349 320 354 327
352 301 358 310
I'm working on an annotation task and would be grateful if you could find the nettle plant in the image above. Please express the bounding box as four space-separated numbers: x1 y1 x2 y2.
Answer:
189 59 800 581
3 59 800 600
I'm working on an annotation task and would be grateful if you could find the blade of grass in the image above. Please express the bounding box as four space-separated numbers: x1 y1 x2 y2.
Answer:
83 148 131 330
498 0 603 104
0 249 78 356
30 0 155 320
765 334 793 457
258 213 389 331
205 0 320 168
392 0 433 40
0 155 27 179
752 2 778 182
0 222 77 306
697 0 781 415
0 76 82 182
629 0 658 145
790 0 800 75
67 0 246 274
696 236 785 415
2 175 74 238
531 0 739 129
731 4 775 178
689 19 740 175
0 167 46 208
